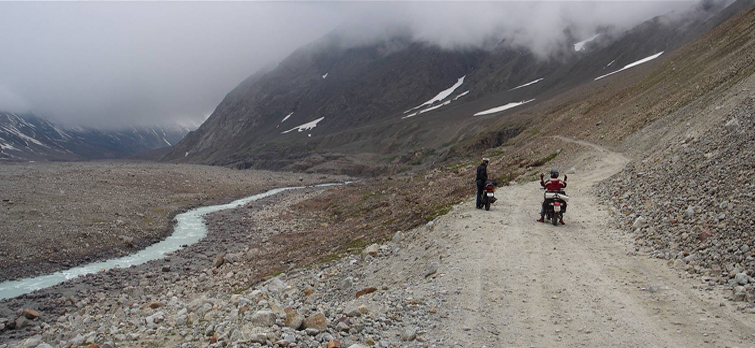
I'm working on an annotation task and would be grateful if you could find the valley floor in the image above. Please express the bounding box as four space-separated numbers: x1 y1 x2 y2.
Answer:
0 162 346 282
2 141 754 347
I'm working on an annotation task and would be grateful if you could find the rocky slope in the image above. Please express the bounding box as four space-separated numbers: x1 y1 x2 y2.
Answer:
0 112 191 162
597 93 755 306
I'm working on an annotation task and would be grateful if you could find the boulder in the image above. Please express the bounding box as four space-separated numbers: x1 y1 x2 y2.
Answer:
249 311 276 328
213 254 225 268
224 252 244 264
685 206 695 219
724 118 740 132
424 262 440 277
735 272 748 286
344 305 362 317
401 327 417 341
632 216 648 229
361 244 379 260
355 287 377 299
284 307 304 330
303 312 327 331
22 309 40 320
248 333 267 344
15 316 29 329
267 277 286 293
392 231 404 243
141 301 163 310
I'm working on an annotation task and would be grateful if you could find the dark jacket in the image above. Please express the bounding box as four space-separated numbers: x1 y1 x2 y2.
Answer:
476 164 488 182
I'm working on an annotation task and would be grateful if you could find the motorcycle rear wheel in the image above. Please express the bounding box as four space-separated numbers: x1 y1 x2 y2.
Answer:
485 200 490 211
552 213 559 226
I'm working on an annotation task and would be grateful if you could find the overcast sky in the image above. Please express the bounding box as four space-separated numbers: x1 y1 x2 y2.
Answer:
0 1 699 129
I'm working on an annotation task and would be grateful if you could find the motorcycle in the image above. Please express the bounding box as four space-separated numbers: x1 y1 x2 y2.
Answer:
481 180 497 211
543 190 569 226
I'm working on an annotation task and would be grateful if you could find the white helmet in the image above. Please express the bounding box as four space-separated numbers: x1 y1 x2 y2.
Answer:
482 157 490 164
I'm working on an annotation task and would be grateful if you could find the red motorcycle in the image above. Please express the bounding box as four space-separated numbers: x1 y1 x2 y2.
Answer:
543 191 569 226
482 180 497 211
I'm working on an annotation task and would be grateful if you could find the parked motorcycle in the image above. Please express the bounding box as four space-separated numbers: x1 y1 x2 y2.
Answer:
543 190 569 226
482 180 497 211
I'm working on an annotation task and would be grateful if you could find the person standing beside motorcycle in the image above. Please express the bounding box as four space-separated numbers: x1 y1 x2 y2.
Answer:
476 158 490 209
537 168 567 223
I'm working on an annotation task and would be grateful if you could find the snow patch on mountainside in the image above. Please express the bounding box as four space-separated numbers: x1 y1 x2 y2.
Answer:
281 112 293 123
510 78 544 91
453 91 469 100
574 34 600 52
404 76 466 113
595 52 664 81
322 73 328 79
1 125 48 148
402 100 451 119
474 99 535 116
281 117 325 134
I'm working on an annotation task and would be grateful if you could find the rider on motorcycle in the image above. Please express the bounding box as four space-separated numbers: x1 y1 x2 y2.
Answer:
476 158 490 209
537 168 567 224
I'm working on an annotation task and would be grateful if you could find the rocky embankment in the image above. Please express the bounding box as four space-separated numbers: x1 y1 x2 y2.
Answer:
597 96 755 311
0 183 449 348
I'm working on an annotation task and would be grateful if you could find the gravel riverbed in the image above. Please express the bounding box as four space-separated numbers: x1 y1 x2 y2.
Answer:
0 162 347 282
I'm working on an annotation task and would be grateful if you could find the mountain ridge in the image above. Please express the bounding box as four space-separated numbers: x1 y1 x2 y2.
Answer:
0 111 192 162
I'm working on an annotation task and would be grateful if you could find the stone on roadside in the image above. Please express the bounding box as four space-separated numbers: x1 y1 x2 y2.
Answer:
22 336 41 348
15 316 29 329
346 345 369 348
267 277 286 293
22 309 40 319
733 286 747 301
284 307 304 330
248 333 267 344
355 287 377 299
336 321 350 331
141 301 163 310
344 305 362 317
224 252 243 264
327 340 342 348
685 206 695 218
424 262 440 277
303 312 327 331
632 216 647 229
119 235 134 247
725 118 740 132
249 311 277 328
35 344 54 348
735 272 748 285
213 254 225 268
361 244 380 260
401 327 417 341
392 231 404 244
698 230 713 241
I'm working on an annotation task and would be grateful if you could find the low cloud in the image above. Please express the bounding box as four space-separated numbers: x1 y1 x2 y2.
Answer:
0 1 706 128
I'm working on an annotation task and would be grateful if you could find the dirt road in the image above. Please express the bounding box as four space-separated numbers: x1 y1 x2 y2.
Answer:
430 140 755 347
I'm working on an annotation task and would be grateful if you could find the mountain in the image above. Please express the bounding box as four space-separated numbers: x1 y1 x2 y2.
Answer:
0 112 191 162
162 0 754 174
